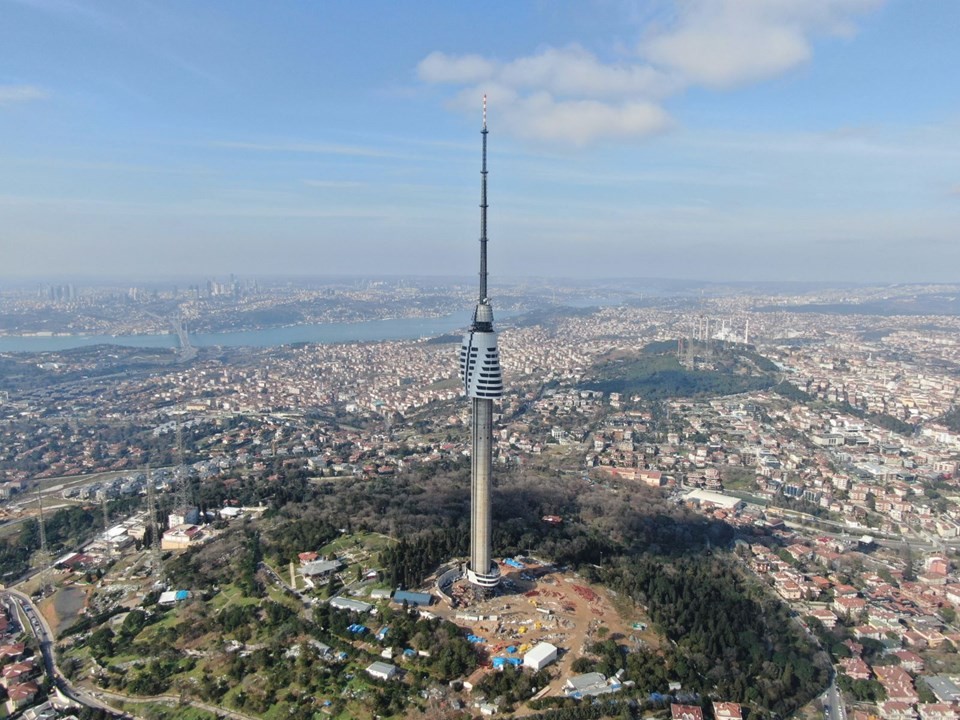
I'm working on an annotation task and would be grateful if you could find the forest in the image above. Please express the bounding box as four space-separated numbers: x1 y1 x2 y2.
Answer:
603 556 831 717
938 408 960 434
582 342 777 401
156 458 821 717
0 505 108 579
68 584 479 718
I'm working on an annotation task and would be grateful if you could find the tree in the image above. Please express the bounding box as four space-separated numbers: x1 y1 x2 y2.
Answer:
901 545 917 582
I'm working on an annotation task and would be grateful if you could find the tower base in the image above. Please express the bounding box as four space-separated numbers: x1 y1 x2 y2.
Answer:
466 562 501 589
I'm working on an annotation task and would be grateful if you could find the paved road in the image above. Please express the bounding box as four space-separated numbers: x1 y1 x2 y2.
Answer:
4 589 261 719
257 560 310 602
825 677 846 720
2 588 137 718
767 504 960 553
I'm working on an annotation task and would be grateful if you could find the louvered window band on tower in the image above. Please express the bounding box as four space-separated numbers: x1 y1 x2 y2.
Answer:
459 331 502 399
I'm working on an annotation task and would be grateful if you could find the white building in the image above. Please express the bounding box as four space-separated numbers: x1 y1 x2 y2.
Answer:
168 506 200 527
683 489 744 512
366 661 397 681
523 642 558 671
330 597 373 614
300 559 343 578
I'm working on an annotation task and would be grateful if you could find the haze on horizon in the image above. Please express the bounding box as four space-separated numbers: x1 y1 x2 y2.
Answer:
1 1 958 284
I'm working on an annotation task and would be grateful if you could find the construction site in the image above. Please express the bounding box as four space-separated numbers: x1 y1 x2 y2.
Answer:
431 556 659 696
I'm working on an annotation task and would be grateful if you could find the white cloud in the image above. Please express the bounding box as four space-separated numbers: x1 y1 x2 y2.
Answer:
422 46 677 101
499 46 677 99
501 95 671 146
418 0 881 144
642 0 881 88
0 84 48 106
426 49 675 144
643 18 810 88
418 52 495 84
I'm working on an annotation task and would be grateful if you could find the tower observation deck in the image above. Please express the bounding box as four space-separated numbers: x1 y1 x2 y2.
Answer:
459 96 502 590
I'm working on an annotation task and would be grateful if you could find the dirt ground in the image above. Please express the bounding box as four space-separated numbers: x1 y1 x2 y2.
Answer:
38 576 91 637
430 560 659 702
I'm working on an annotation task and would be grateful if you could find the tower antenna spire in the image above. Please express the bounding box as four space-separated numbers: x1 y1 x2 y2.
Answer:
479 94 488 304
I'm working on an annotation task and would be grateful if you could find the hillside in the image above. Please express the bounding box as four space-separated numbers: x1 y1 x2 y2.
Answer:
580 340 778 400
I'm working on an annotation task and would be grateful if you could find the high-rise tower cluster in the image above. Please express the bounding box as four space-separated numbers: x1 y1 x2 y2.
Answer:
459 97 503 590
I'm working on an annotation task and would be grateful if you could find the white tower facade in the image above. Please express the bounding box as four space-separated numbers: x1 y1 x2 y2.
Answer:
459 97 502 589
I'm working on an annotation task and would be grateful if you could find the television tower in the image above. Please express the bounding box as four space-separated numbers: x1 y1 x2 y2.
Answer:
459 96 503 590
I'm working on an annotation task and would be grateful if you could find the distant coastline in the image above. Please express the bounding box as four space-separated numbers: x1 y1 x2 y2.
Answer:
0 313 479 353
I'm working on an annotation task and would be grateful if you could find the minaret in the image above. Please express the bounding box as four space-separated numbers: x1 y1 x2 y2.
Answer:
459 96 502 590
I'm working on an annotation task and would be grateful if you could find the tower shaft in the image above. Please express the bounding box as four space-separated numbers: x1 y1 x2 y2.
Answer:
470 398 493 583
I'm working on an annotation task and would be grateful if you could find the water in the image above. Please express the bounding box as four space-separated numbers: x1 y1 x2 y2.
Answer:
0 313 477 353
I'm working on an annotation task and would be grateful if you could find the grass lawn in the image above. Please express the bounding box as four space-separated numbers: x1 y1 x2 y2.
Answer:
137 606 181 634
320 531 395 556
209 582 260 611
721 466 759 491
317 531 397 595
264 583 300 608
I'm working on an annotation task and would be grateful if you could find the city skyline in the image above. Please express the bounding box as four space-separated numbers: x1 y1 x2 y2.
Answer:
2 1 958 282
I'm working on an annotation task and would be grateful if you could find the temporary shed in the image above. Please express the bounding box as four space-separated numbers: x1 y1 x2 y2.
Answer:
393 589 432 607
366 661 397 681
158 590 191 605
301 559 343 577
330 597 373 614
523 642 558 671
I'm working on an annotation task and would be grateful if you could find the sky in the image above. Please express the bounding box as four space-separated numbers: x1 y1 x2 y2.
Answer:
1 0 958 283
